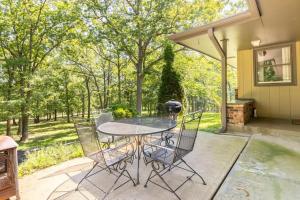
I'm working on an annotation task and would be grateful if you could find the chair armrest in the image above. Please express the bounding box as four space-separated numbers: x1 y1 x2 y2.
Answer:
142 142 175 159
104 140 134 155
144 143 175 152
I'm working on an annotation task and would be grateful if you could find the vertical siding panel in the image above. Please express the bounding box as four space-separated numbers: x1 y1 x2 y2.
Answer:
259 87 270 117
290 41 300 119
279 87 291 119
237 50 244 98
243 50 253 98
237 49 253 98
269 87 280 118
237 51 246 98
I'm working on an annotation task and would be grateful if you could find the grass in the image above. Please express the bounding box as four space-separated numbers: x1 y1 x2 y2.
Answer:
18 143 83 177
0 118 78 150
0 112 220 177
199 112 221 133
176 112 221 133
0 118 80 177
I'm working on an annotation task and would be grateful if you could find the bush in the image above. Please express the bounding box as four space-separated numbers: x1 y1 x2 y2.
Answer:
111 104 137 119
113 108 127 119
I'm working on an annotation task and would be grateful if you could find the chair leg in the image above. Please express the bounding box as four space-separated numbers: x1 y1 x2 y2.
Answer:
124 169 136 186
152 167 181 200
144 169 154 187
102 169 126 200
76 162 99 190
181 159 206 185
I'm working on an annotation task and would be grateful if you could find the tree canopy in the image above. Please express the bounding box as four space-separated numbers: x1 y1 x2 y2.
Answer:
0 0 244 140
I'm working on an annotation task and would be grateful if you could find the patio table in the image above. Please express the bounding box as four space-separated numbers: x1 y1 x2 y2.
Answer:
97 117 176 185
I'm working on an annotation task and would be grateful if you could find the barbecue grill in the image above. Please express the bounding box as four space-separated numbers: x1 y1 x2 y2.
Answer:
165 100 182 120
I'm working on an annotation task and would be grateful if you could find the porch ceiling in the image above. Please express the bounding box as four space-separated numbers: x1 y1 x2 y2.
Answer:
170 0 300 66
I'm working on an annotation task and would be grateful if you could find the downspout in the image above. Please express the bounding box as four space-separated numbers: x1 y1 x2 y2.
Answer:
208 28 228 133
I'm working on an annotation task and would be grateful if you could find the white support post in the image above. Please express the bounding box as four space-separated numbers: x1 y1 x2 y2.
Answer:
208 28 228 132
221 39 228 132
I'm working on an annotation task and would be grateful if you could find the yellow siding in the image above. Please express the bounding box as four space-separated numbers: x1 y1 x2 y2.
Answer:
237 41 300 119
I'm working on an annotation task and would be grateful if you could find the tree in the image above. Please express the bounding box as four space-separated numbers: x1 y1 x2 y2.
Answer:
0 0 241 138
0 0 79 140
84 0 216 114
157 44 184 112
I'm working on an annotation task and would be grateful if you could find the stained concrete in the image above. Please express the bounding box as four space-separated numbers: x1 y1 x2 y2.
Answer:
18 133 248 200
228 118 300 137
214 134 300 200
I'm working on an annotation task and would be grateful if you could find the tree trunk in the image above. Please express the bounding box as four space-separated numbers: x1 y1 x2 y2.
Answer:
81 93 85 118
64 76 70 123
103 70 107 108
17 118 22 136
6 119 11 136
107 70 111 107
66 93 70 123
13 118 17 126
20 112 29 141
34 116 40 123
6 66 13 136
136 39 144 115
20 80 30 141
54 109 57 121
92 74 103 109
117 63 121 103
84 77 91 121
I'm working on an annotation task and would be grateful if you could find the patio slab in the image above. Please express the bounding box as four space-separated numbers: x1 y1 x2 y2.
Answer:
214 134 300 200
18 133 248 200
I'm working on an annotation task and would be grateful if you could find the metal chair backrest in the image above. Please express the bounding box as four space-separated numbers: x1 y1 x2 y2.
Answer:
94 112 114 128
175 110 203 156
156 103 180 121
75 120 105 161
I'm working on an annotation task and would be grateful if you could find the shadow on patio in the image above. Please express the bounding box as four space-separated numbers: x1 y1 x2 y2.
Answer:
19 133 248 200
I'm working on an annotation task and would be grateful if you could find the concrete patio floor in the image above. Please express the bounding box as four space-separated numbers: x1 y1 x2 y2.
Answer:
17 132 300 200
18 133 248 200
214 134 300 200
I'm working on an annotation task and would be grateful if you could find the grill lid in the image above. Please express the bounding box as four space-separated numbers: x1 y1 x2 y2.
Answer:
165 100 182 114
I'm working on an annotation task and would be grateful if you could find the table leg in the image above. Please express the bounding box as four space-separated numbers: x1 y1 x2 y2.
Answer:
136 135 142 185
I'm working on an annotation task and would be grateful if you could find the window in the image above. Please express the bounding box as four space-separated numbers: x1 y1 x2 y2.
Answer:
254 43 296 86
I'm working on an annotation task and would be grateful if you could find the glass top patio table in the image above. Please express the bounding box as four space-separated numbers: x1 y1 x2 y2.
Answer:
97 117 177 185
97 117 177 136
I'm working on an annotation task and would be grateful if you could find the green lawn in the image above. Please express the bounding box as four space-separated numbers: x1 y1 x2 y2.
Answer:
0 119 78 150
199 112 221 133
0 112 220 176
175 112 221 133
18 143 83 176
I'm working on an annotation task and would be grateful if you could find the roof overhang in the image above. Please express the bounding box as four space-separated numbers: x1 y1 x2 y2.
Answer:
169 0 300 66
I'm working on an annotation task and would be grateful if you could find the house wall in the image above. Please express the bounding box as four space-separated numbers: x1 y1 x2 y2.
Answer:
237 41 300 119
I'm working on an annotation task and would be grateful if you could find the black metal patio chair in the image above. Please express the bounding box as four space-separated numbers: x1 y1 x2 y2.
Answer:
94 111 126 148
143 101 181 149
93 112 115 148
74 120 136 200
150 101 182 146
142 110 206 200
